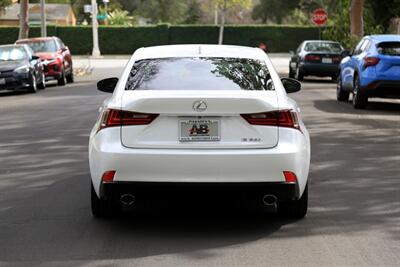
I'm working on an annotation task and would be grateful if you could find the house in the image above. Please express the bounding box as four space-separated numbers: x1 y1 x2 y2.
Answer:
0 3 76 26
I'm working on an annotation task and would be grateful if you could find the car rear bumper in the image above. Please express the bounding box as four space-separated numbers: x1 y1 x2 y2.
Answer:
100 181 299 203
43 63 62 80
362 80 400 98
89 127 310 198
300 62 339 76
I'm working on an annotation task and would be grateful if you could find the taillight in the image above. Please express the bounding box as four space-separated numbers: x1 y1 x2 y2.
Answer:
283 171 298 183
102 170 116 183
241 110 300 131
98 109 158 131
364 57 380 68
304 55 321 61
332 56 342 63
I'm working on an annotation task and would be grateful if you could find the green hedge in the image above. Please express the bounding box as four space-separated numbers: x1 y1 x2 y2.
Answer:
0 24 320 54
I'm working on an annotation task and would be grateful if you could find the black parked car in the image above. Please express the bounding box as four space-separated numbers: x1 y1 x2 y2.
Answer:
289 40 346 81
0 44 45 93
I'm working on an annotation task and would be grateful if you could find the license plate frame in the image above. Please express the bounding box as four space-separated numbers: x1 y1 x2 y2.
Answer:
322 57 333 64
179 118 220 142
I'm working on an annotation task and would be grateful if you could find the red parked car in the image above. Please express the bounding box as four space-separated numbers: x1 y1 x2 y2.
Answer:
16 37 73 85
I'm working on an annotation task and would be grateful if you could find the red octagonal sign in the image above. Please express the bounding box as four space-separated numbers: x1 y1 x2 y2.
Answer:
312 8 328 26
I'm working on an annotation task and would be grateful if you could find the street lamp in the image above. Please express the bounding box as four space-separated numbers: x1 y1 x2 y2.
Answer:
89 0 101 57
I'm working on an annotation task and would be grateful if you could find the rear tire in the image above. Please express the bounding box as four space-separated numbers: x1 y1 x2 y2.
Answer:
66 68 74 83
336 74 349 101
278 184 308 219
288 65 295 78
57 66 66 86
91 182 114 218
295 66 304 81
37 73 46 90
352 75 367 109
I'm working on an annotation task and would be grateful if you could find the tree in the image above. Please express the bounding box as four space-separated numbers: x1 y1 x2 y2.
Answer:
19 0 29 39
350 0 364 37
184 0 203 24
136 0 188 24
252 0 299 24
0 0 12 13
212 0 251 44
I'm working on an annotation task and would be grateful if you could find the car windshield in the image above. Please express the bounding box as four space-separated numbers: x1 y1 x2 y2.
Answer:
0 47 27 61
21 40 57 53
304 42 343 53
125 57 273 91
377 42 400 56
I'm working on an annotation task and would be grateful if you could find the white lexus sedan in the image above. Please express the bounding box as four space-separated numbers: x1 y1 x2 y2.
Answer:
89 45 310 219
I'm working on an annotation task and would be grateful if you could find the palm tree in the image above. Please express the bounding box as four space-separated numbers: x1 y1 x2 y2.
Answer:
19 0 29 39
350 0 364 37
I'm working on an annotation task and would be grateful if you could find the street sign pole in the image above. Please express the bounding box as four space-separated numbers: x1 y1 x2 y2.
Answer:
40 0 47 37
91 0 101 58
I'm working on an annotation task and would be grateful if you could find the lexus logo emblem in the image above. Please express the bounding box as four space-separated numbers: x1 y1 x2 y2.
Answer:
192 100 207 112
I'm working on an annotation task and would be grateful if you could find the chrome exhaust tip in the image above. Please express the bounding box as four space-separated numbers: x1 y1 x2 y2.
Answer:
262 194 277 206
120 194 135 206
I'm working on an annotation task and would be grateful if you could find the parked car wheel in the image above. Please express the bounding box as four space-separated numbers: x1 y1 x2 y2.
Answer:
352 75 368 109
336 73 349 101
295 66 304 81
58 66 67 86
278 183 308 219
28 74 37 93
66 68 74 83
37 72 46 90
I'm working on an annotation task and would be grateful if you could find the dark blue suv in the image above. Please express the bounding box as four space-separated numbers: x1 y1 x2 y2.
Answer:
337 35 400 109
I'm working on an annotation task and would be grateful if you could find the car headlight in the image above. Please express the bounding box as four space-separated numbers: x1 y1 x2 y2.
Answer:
14 66 30 73
43 58 57 65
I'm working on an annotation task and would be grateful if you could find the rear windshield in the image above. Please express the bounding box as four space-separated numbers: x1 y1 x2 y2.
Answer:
125 57 274 91
304 42 343 53
19 40 57 53
377 42 400 56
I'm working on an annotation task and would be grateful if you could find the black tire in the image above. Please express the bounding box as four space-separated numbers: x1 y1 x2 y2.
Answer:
278 184 308 219
66 68 74 83
295 66 304 81
336 74 349 101
352 75 368 109
288 64 295 78
37 73 46 90
91 182 114 218
28 74 37 93
331 75 338 81
57 66 66 86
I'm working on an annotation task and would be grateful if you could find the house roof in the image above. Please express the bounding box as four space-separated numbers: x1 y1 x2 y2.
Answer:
0 3 74 21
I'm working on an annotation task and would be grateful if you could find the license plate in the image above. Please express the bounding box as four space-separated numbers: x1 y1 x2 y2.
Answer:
0 78 5 85
179 118 220 142
322 58 332 64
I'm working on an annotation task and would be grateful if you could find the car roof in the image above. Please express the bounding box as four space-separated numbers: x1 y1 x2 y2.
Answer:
368 35 400 43
133 44 267 60
16 36 56 43
304 40 340 43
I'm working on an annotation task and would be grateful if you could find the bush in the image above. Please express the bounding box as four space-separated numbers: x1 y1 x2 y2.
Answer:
0 24 320 54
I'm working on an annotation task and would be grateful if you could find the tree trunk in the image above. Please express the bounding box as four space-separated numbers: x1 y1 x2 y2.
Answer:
350 0 364 37
218 8 225 44
19 0 29 39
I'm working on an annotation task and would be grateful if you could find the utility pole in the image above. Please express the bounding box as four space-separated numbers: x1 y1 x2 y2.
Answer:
40 0 47 37
91 0 101 57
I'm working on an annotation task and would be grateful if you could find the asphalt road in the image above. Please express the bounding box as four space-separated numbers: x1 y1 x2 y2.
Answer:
0 69 399 266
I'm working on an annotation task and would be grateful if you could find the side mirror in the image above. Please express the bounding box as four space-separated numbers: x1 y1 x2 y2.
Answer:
341 50 351 57
97 77 118 93
61 46 68 52
281 77 301 93
31 55 40 60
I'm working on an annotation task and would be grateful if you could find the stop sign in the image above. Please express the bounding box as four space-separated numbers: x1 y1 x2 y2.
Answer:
312 8 328 26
